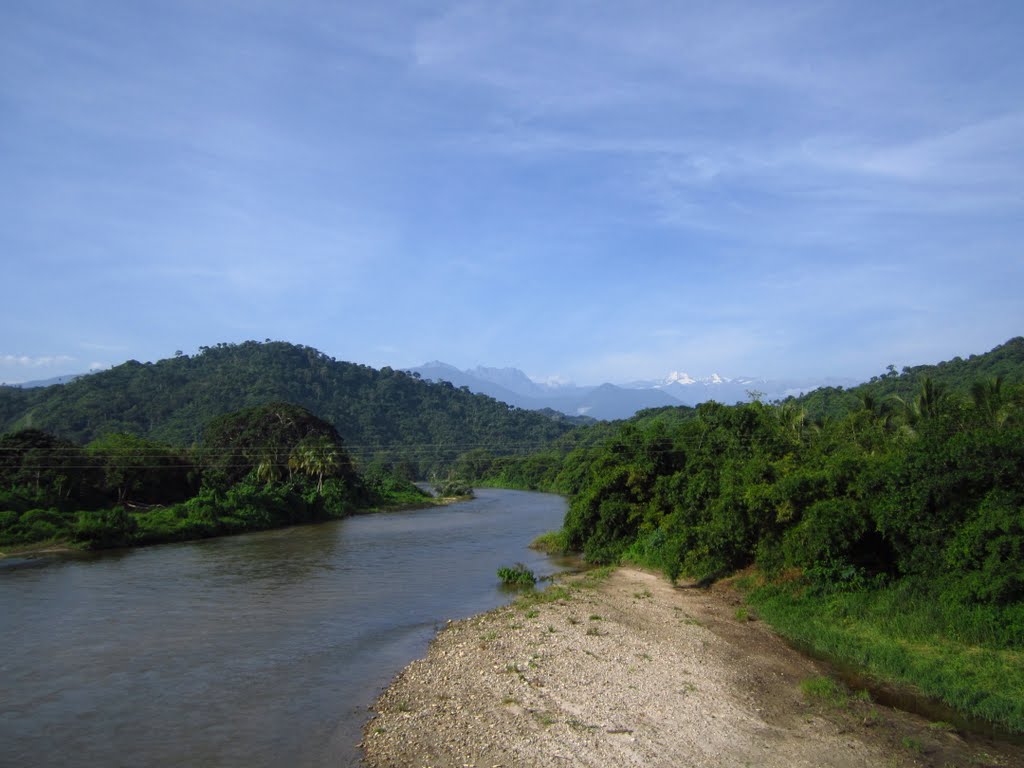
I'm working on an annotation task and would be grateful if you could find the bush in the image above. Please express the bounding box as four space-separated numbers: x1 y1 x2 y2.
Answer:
497 563 537 587
944 490 1024 604
432 475 474 498
529 529 570 555
73 507 138 549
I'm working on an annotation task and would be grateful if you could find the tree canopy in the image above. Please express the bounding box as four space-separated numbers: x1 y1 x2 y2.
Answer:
0 341 573 475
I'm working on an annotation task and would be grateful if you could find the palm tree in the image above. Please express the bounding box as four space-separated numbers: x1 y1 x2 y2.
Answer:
255 455 282 486
289 435 340 494
970 376 1006 429
886 377 946 436
914 377 945 422
776 401 809 442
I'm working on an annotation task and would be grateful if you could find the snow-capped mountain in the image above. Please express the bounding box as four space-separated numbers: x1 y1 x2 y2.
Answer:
628 371 857 407
408 362 855 420
409 362 676 419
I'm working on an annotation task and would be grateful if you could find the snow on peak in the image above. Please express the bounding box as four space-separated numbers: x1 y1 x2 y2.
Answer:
662 371 732 386
665 371 695 385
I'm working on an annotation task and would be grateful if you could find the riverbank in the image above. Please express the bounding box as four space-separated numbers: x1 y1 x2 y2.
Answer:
362 567 1023 768
0 494 462 559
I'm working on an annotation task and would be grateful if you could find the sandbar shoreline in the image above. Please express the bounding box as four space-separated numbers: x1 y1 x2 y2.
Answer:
362 567 1022 768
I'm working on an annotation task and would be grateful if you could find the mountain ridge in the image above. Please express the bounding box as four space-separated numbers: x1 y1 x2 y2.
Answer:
408 362 856 418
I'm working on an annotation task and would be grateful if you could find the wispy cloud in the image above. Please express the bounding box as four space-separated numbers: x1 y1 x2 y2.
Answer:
3 1 1022 384
1 354 76 368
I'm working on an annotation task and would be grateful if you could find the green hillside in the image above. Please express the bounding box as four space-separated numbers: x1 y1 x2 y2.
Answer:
795 337 1024 420
0 341 575 472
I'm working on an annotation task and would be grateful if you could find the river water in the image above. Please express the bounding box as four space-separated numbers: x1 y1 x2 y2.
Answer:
0 489 568 767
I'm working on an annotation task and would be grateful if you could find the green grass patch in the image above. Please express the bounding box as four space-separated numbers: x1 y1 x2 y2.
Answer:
529 529 570 554
746 578 1024 734
578 565 615 588
801 676 850 707
515 584 573 609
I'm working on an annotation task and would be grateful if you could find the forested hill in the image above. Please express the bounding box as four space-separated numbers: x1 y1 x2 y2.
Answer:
795 336 1024 420
0 341 577 468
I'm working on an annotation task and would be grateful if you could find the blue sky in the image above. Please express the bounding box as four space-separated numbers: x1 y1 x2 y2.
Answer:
2 0 1022 386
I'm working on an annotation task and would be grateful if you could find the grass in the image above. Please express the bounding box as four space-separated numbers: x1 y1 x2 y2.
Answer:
579 565 615 588
900 735 924 754
745 578 1024 734
513 584 574 616
529 529 570 554
801 676 851 707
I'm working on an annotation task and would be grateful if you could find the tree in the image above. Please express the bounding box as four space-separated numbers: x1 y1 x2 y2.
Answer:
86 433 194 504
200 402 346 488
970 377 1008 429
289 435 341 494
0 428 93 501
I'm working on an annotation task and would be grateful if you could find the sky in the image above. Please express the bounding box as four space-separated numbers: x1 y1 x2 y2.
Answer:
2 0 1023 386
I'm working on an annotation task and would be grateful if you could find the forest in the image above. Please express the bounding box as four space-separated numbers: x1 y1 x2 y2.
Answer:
0 340 579 474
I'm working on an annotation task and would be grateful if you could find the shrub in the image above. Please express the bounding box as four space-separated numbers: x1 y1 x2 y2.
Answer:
529 529 569 554
73 507 138 549
498 563 537 587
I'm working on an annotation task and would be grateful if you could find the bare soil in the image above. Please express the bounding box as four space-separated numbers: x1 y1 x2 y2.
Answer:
362 567 1022 768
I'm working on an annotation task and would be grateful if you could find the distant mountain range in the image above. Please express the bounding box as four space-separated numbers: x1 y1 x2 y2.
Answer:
10 374 85 388
4 338 1020 435
408 362 857 420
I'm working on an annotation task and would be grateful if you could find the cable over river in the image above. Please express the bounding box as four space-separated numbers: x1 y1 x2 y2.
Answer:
0 489 568 767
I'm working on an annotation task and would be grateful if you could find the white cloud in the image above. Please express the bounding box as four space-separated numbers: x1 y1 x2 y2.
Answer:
1 354 76 368
530 373 573 387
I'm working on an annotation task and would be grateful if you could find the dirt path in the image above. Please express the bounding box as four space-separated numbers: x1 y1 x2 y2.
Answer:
362 568 1021 768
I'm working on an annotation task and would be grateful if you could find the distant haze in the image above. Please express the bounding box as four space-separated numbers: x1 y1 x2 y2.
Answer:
409 362 857 420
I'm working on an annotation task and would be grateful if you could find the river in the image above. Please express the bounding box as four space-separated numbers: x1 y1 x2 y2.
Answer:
0 489 568 767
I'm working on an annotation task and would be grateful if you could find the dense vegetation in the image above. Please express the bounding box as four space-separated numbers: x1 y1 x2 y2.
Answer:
0 341 577 475
452 342 1024 732
0 403 432 550
794 336 1024 421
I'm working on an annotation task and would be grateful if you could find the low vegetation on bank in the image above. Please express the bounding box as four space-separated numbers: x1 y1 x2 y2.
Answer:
742 574 1024 734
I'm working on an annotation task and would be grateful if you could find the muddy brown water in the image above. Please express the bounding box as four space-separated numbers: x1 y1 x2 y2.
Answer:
0 489 568 768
